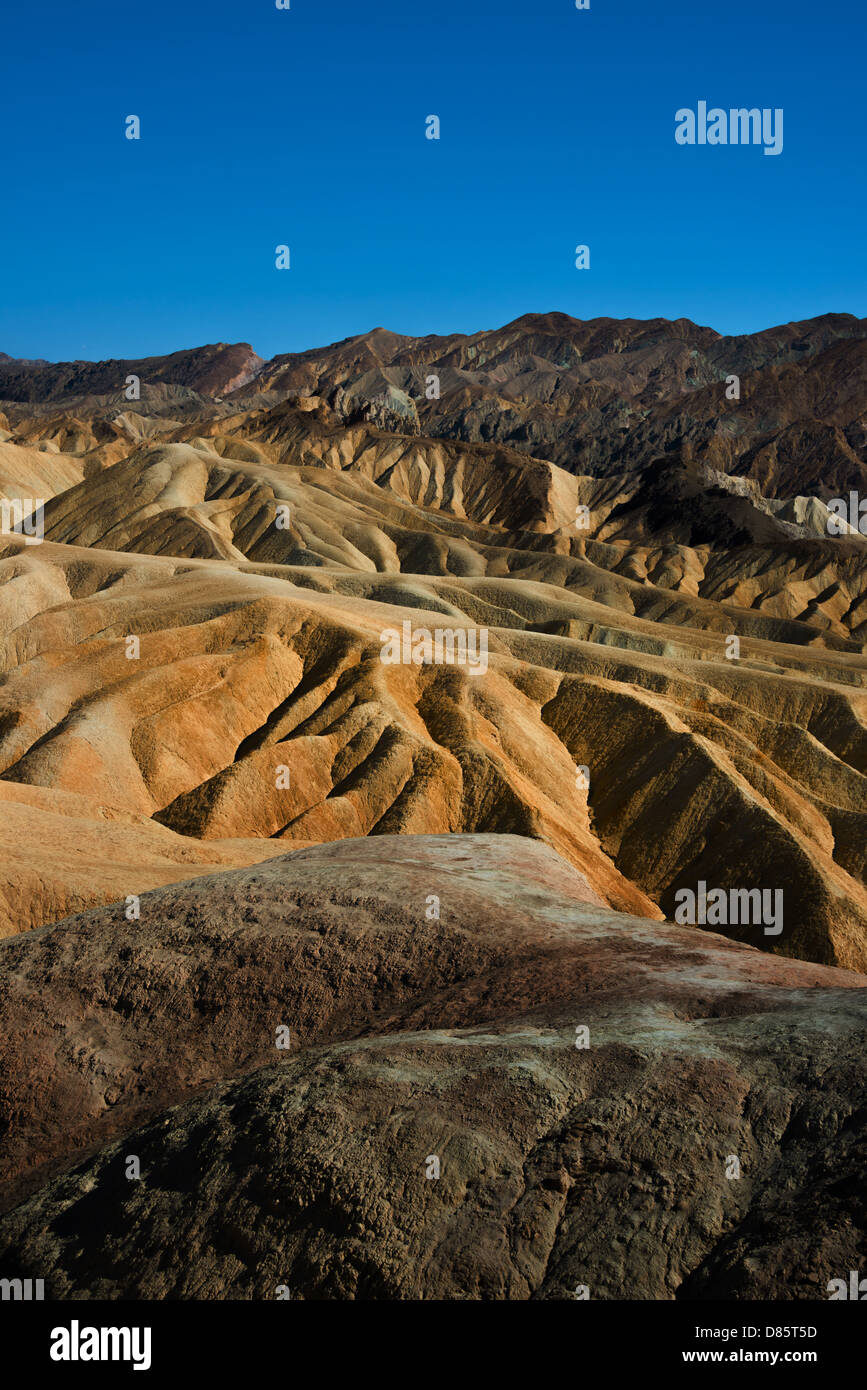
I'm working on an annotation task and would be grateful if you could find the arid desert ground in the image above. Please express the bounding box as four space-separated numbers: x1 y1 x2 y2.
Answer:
0 311 865 1299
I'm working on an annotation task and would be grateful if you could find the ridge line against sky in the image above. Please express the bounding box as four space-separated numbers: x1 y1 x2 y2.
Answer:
4 307 867 369
1 0 864 361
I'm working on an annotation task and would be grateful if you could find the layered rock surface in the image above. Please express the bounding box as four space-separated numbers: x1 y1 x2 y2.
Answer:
0 835 864 1300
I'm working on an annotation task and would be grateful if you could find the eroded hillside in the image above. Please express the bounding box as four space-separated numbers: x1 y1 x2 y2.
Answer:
0 328 865 967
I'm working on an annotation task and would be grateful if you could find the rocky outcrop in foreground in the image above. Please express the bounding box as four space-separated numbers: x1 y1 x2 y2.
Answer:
0 834 864 1299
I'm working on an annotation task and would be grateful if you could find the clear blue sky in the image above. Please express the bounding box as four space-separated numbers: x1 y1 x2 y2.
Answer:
1 0 863 361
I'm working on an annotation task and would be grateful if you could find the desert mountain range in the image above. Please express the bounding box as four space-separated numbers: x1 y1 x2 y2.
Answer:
0 311 865 1298
3 309 866 495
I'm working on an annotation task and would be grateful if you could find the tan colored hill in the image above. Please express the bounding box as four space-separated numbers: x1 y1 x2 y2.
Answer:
0 780 295 938
0 444 865 966
30 428 867 636
0 437 84 506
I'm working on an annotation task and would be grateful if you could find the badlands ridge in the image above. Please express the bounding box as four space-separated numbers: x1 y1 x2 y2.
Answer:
0 312 864 1297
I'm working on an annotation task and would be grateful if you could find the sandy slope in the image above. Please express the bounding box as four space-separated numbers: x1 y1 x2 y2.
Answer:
0 423 863 966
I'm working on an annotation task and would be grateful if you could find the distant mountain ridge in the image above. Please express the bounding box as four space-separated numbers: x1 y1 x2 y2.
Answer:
2 311 865 497
0 341 264 405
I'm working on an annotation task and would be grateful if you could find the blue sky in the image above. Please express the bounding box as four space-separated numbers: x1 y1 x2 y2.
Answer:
1 0 863 360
